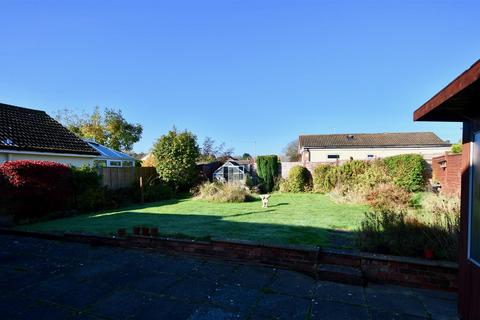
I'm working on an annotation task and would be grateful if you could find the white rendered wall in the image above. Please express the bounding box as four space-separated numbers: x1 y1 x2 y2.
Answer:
305 146 451 163
0 151 94 167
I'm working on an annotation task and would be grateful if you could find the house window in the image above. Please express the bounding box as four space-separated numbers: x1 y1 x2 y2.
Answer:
109 161 122 167
327 155 340 159
94 160 107 167
367 155 375 159
122 161 133 167
470 132 480 265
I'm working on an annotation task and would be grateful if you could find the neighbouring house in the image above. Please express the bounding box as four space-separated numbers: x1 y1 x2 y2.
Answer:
86 140 136 168
299 132 451 164
431 153 462 196
213 158 255 183
414 59 480 320
0 103 100 166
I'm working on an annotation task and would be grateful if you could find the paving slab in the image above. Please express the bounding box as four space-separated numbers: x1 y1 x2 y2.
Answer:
314 280 366 305
0 234 459 320
365 287 429 318
251 293 311 319
269 269 316 298
311 300 369 320
209 284 261 315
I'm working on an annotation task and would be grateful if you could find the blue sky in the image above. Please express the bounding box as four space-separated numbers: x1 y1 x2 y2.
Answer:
1 0 479 155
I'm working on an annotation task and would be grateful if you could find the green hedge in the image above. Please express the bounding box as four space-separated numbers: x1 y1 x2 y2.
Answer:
383 154 427 192
311 155 427 194
312 164 333 193
256 155 280 192
284 165 311 192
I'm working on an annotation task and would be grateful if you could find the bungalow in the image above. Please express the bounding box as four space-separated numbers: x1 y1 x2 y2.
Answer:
0 103 99 166
413 59 480 320
299 132 451 163
0 102 134 168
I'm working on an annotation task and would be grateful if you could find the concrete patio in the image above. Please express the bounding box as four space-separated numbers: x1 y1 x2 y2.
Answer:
0 234 458 319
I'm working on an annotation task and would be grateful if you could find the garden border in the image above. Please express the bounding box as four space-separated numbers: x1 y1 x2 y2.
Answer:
0 228 458 291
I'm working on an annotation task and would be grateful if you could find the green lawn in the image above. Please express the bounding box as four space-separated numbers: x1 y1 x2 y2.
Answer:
19 193 368 248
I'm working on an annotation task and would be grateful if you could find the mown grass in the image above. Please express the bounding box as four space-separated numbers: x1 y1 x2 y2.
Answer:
18 193 367 247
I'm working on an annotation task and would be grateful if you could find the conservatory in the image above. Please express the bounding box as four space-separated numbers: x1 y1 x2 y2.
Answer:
86 140 136 168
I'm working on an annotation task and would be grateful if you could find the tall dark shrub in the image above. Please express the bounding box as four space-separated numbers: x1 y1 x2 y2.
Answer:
71 166 105 211
0 161 73 221
256 155 279 192
384 154 427 192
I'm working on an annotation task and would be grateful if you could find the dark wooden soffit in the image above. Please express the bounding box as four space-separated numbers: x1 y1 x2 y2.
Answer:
414 59 480 122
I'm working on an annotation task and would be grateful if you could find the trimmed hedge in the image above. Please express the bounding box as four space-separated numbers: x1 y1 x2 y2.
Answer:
282 165 311 192
0 160 173 224
312 155 428 194
256 155 280 192
383 154 427 192
312 164 333 193
0 161 73 220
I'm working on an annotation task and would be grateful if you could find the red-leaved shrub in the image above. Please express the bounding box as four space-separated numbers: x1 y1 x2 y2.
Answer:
0 160 73 221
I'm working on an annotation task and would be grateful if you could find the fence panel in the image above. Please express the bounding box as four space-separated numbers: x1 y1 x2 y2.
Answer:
97 167 158 189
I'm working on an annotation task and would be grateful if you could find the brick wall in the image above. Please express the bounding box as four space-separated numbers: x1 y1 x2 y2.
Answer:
431 153 462 196
0 229 458 291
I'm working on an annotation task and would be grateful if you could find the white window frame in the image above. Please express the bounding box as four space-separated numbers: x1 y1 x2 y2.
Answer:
108 160 122 167
468 131 480 267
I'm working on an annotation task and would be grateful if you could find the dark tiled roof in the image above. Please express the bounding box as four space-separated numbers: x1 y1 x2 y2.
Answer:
299 132 451 149
0 103 100 156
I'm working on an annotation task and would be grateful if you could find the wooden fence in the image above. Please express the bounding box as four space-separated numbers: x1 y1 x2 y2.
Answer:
97 167 158 189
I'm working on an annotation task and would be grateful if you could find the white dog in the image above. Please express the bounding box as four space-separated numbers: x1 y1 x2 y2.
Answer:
260 194 271 208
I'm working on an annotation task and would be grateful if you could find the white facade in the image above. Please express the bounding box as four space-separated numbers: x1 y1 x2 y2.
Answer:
301 146 452 163
0 150 96 167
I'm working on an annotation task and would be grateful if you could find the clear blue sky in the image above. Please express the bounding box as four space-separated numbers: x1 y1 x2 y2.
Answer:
1 0 478 155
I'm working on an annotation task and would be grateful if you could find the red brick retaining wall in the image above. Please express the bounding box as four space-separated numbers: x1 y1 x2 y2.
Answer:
0 229 458 291
432 153 462 196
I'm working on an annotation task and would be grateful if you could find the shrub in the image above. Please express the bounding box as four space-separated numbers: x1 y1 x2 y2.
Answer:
451 142 462 154
355 159 390 189
357 193 460 261
71 166 104 212
282 165 311 192
324 165 341 192
366 183 412 212
337 160 369 185
196 182 253 203
256 155 280 192
329 183 367 204
0 161 73 221
143 176 173 202
357 210 430 257
421 193 460 217
313 164 333 193
384 154 427 192
152 128 200 191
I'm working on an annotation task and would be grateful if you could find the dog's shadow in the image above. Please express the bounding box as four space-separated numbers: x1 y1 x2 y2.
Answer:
267 202 289 208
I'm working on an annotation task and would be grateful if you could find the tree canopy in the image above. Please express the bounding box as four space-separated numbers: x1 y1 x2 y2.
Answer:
283 139 299 161
152 127 200 190
55 107 143 152
198 137 234 162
